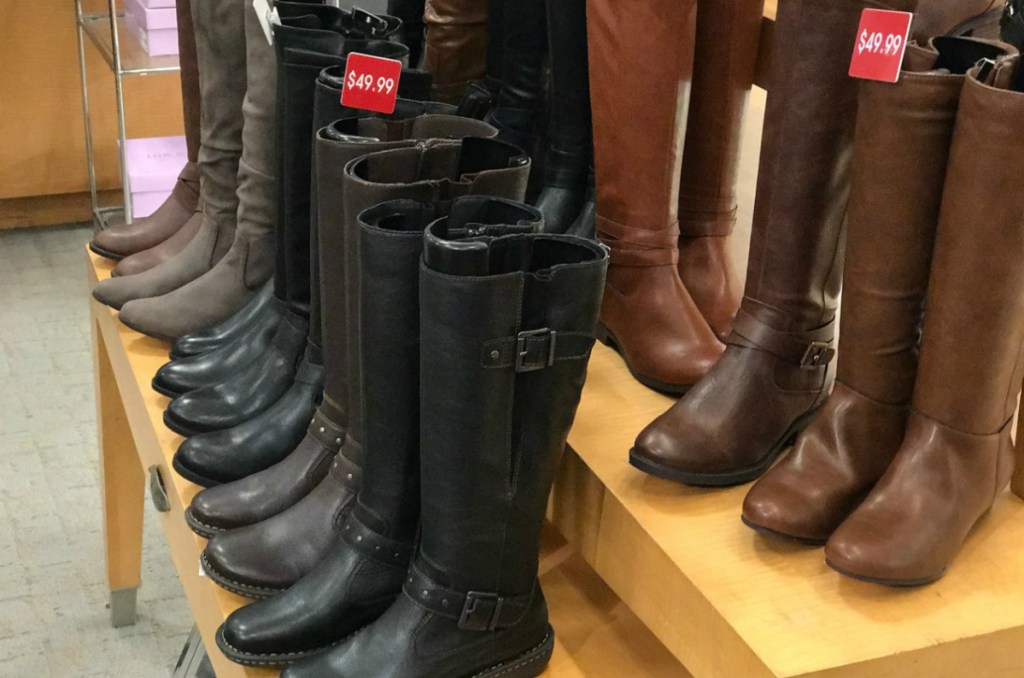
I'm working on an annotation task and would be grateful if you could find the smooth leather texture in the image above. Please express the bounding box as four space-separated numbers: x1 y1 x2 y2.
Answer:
535 0 591 235
216 198 543 667
154 292 283 396
90 164 200 261
423 0 488 102
282 218 606 678
826 59 1024 585
163 310 309 436
169 280 275 359
91 0 244 312
388 0 426 66
744 38 1009 543
172 347 325 487
677 0 761 341
631 0 874 485
198 139 530 598
587 0 724 394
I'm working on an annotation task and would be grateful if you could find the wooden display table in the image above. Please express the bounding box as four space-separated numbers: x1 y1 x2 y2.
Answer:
87 250 686 677
553 346 1024 677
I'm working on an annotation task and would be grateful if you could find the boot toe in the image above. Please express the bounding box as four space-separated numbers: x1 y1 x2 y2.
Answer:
825 521 937 586
92 276 140 310
119 297 184 342
173 435 234 486
742 480 829 545
204 531 297 592
113 250 158 277
167 392 239 434
189 486 243 531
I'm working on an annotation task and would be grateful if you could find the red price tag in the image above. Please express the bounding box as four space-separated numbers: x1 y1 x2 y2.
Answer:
848 9 913 83
341 53 402 114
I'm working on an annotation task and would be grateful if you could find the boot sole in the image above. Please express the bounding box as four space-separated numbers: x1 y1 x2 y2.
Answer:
595 323 693 396
182 507 225 539
628 406 822 487
471 627 555 678
88 242 126 262
825 558 944 588
740 516 828 547
200 550 285 600
214 623 353 667
171 454 223 489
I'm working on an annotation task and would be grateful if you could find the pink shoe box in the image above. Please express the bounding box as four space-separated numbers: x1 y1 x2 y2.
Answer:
122 136 187 219
125 0 178 56
134 0 175 8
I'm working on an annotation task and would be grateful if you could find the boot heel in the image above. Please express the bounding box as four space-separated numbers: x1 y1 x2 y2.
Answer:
951 8 1003 40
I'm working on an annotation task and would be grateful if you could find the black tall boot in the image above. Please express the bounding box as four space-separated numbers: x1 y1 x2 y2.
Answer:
184 104 495 535
200 137 529 597
389 0 427 66
457 0 504 118
216 197 542 667
282 214 607 678
535 0 592 234
169 280 274 359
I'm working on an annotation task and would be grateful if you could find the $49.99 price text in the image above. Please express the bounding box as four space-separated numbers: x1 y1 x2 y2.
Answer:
856 28 904 57
346 71 396 95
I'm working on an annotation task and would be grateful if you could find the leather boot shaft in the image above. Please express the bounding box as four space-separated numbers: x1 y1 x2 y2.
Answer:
485 0 546 141
424 0 488 103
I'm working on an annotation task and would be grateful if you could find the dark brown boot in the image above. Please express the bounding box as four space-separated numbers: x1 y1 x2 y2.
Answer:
825 55 1024 586
677 0 762 342
588 0 724 394
743 37 1013 544
423 0 488 103
91 0 201 264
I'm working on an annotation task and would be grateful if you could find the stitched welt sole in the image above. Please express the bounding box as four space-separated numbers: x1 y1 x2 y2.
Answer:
473 629 555 678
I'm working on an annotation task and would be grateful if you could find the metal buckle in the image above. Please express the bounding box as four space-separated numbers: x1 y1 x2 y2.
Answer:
515 328 556 372
800 341 835 370
459 592 504 631
352 8 389 37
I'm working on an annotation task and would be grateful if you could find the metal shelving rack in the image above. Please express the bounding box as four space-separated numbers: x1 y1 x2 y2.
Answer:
75 0 180 229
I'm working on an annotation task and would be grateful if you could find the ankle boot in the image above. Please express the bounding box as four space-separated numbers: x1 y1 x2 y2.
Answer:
587 0 724 394
825 55 1024 587
534 0 591 235
629 0 984 486
90 0 202 264
199 137 528 594
92 0 244 312
743 38 1013 545
281 214 607 678
215 197 541 667
676 0 761 341
172 109 495 489
423 0 488 103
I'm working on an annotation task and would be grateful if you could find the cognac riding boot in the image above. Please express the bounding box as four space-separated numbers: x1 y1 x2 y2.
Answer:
743 38 1012 544
216 198 541 668
282 215 607 678
826 56 1024 586
456 0 503 118
676 0 762 341
587 0 724 394
91 0 202 267
92 0 244 311
535 0 592 235
199 138 527 595
631 0 864 483
179 109 493 514
423 0 488 103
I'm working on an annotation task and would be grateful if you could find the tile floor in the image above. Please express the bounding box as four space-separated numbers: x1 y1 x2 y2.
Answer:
0 224 191 677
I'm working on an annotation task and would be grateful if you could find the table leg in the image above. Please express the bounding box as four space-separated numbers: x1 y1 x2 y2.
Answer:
92 314 145 627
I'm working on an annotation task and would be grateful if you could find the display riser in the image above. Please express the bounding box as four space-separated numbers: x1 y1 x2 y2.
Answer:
549 344 1024 677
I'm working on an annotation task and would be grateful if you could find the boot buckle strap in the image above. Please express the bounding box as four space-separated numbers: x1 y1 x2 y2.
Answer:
516 329 556 372
801 342 836 370
460 592 505 631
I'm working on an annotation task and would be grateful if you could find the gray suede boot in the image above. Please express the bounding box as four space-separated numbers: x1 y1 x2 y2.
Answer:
117 1 279 340
92 0 246 315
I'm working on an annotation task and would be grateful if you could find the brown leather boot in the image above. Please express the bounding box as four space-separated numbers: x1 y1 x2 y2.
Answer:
912 0 1003 41
825 56 1024 586
112 204 203 277
743 37 1014 545
423 0 487 103
677 0 762 342
587 0 724 395
91 0 202 265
